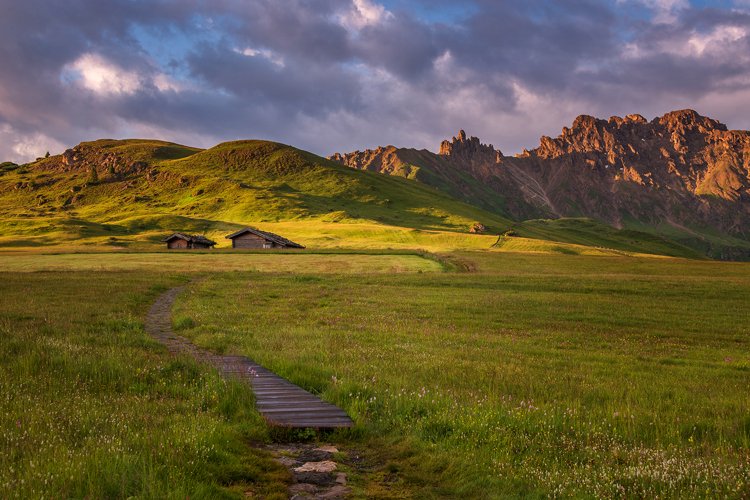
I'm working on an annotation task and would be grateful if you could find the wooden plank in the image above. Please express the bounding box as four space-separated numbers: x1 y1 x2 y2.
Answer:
270 421 354 428
273 417 354 424
257 402 340 409
256 397 326 404
258 406 346 413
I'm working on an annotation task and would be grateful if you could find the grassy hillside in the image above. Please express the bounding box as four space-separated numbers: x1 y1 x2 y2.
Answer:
0 139 512 247
0 138 716 258
513 218 705 259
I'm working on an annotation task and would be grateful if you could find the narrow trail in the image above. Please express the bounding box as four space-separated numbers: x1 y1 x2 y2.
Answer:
145 286 353 429
144 285 355 498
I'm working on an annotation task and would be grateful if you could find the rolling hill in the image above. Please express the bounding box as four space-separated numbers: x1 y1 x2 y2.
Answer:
0 137 706 257
0 138 512 249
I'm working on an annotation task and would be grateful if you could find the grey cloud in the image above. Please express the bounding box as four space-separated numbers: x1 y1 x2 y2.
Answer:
0 0 749 162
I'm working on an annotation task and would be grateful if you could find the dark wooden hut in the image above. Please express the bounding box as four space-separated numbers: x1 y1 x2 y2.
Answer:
225 227 304 249
164 233 217 250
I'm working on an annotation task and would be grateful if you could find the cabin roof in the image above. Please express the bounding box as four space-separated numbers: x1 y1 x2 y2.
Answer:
225 227 305 248
163 233 217 246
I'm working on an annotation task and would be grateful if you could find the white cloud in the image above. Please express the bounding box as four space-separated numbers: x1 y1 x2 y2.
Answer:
687 25 747 56
66 53 143 95
63 52 187 95
0 124 66 163
338 0 393 31
235 47 286 67
621 24 748 61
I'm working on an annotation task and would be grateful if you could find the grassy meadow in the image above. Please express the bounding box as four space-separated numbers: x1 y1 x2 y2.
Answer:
1 249 749 497
0 271 289 498
171 252 750 497
0 253 437 498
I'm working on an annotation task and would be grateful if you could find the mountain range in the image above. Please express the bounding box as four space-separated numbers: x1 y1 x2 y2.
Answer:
331 110 750 259
0 109 748 259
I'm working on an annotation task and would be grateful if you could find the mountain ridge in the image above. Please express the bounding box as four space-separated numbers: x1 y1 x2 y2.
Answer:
330 109 750 259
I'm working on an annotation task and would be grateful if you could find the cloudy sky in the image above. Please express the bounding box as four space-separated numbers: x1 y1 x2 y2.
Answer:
1 0 750 162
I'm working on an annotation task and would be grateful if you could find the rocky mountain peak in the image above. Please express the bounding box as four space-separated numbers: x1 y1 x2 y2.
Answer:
656 109 727 133
439 130 502 164
328 145 398 171
570 115 602 130
625 114 648 124
528 109 739 161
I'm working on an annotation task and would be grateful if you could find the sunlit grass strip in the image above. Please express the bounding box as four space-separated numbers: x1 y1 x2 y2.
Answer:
0 252 443 273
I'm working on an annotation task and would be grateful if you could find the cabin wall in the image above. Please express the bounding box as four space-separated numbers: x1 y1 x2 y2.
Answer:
167 239 189 249
192 242 213 249
232 233 278 249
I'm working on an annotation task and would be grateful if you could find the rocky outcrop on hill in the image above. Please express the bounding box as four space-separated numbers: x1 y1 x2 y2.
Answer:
330 110 750 256
57 143 149 178
439 129 502 166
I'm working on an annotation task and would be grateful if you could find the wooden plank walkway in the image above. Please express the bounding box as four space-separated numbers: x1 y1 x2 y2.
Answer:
145 286 354 429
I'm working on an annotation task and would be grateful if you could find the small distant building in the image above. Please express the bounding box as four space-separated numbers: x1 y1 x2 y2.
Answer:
225 227 305 249
163 233 217 250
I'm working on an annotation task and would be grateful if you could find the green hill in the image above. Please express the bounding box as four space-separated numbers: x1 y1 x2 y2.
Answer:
0 138 703 257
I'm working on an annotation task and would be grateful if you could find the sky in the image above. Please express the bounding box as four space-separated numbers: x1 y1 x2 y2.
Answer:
1 0 750 162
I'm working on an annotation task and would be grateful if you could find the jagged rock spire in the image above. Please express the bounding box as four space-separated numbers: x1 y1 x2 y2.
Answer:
439 130 502 163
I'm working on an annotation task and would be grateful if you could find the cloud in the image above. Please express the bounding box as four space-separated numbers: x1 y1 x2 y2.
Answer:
0 124 66 163
234 47 286 68
153 73 184 93
65 53 143 95
0 0 749 163
621 0 690 24
687 25 747 56
339 0 393 30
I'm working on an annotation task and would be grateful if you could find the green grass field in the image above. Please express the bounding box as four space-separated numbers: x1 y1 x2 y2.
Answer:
2 250 749 497
0 252 442 273
171 252 750 497
0 272 290 498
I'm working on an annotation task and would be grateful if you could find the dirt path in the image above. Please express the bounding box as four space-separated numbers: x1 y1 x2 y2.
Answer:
144 285 354 499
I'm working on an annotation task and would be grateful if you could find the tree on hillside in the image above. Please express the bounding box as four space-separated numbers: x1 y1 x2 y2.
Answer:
87 166 99 185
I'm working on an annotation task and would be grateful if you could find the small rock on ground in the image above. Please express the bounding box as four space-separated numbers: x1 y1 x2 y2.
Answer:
266 443 351 499
294 461 338 473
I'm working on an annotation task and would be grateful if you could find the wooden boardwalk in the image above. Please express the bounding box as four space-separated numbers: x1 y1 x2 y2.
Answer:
145 286 353 429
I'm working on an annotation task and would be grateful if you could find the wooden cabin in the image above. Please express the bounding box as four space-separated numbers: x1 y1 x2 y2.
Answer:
163 233 217 250
225 227 305 249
